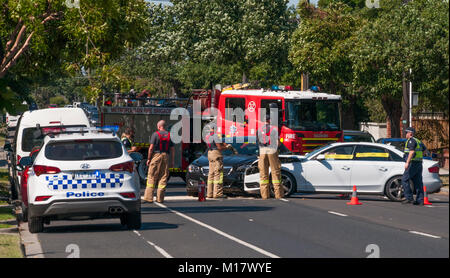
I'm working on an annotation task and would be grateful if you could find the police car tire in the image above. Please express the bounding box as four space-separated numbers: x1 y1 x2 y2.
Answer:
125 211 141 230
21 203 28 223
28 216 44 233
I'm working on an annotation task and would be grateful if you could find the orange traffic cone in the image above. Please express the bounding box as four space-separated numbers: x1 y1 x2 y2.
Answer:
347 186 362 205
423 186 432 205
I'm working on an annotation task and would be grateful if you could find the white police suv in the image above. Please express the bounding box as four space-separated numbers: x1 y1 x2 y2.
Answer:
24 128 141 233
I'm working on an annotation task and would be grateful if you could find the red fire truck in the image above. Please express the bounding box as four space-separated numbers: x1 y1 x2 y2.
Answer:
215 86 343 154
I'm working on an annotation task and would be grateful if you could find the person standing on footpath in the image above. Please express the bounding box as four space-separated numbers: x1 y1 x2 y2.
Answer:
257 104 283 199
205 125 230 199
142 120 174 203
402 127 425 205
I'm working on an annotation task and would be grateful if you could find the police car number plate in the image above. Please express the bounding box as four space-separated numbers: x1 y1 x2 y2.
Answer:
74 171 98 180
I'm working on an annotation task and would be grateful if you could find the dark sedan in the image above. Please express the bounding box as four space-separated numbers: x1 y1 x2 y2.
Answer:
186 137 259 196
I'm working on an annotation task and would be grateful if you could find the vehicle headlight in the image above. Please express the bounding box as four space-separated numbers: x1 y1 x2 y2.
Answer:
235 165 248 173
188 164 200 173
245 165 259 175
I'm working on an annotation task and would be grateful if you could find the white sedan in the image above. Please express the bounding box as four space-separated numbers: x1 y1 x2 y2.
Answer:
244 142 442 201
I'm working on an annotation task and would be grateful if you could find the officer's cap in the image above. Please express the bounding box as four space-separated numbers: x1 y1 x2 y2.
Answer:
405 127 416 134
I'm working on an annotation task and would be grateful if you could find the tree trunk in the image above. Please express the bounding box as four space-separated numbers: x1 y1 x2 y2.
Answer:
342 95 356 130
381 95 402 138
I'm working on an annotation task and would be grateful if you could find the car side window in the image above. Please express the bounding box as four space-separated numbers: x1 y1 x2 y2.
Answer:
322 146 355 160
354 145 389 161
389 150 404 162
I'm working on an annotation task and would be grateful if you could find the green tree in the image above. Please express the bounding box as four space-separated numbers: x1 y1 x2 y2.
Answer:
0 0 149 111
289 1 362 128
351 0 449 137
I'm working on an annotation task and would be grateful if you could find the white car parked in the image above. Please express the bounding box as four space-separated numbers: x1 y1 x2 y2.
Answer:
244 142 442 201
11 108 90 200
21 128 141 233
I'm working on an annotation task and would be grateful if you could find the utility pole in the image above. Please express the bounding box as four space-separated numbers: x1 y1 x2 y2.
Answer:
301 73 309 91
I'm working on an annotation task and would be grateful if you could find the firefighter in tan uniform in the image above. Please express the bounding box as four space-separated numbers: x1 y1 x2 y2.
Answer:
205 127 230 199
143 120 174 203
257 108 283 199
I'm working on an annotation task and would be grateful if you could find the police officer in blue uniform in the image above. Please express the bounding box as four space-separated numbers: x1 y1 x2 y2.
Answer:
402 127 425 205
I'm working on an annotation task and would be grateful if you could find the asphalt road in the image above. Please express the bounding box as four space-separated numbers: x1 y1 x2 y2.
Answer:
35 178 449 259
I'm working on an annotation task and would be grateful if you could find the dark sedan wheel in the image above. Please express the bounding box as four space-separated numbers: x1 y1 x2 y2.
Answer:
385 175 405 202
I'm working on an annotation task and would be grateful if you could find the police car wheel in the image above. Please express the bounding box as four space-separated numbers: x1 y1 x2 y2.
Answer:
385 175 404 202
125 211 141 230
21 203 28 223
28 216 44 233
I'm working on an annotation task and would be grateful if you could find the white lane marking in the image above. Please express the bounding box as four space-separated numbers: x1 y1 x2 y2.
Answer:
328 211 348 217
409 231 441 239
133 230 173 258
146 241 173 258
155 202 280 258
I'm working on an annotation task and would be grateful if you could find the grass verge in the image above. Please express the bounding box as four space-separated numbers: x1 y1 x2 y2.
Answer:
0 234 23 258
0 206 15 222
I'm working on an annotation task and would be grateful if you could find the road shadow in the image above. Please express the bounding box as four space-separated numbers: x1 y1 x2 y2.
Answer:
288 193 449 204
42 221 178 234
141 205 273 215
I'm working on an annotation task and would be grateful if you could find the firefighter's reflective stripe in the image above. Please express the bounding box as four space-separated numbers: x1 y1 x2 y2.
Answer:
169 168 186 172
355 152 389 158
324 154 354 160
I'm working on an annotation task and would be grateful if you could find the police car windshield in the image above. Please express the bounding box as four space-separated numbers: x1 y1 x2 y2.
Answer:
286 100 341 131
45 140 123 161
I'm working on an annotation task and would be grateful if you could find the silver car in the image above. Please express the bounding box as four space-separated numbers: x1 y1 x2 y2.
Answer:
244 142 442 201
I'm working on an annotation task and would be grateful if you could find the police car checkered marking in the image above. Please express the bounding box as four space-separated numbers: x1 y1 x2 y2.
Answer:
46 173 124 190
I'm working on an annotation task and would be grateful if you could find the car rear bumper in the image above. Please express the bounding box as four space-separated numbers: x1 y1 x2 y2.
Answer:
29 198 140 219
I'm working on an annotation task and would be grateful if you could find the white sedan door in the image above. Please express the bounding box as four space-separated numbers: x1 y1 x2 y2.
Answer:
302 145 355 192
350 145 401 193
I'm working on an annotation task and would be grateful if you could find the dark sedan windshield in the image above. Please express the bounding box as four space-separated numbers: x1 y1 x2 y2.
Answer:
205 137 259 156
221 141 259 156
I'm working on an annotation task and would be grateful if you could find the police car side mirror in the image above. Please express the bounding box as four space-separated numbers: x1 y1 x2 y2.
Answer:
316 154 326 160
129 152 143 162
17 156 32 171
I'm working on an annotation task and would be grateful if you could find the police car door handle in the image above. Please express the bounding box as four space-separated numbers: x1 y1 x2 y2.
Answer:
379 167 388 172
341 166 350 170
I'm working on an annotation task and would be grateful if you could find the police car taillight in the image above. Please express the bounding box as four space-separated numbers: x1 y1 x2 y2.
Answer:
120 192 136 198
35 196 52 202
33 165 61 176
109 161 134 173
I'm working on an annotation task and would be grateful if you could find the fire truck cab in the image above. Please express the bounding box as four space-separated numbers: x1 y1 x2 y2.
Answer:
216 88 343 154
